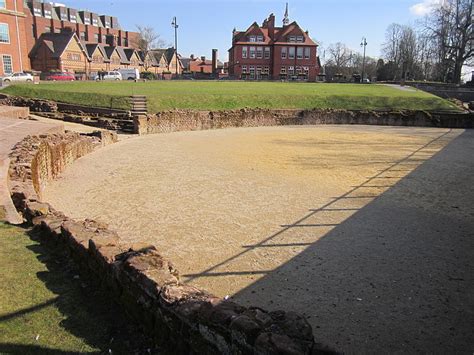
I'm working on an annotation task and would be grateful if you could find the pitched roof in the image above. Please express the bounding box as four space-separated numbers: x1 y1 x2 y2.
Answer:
232 15 317 47
29 31 88 59
85 43 108 59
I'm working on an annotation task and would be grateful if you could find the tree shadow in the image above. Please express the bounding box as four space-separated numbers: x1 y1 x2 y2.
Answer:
184 129 474 353
0 227 159 354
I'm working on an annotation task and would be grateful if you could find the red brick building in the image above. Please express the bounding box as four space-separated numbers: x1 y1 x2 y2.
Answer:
0 0 30 76
228 7 320 81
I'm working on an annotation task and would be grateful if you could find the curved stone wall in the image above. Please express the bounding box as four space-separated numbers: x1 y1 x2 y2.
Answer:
8 132 335 354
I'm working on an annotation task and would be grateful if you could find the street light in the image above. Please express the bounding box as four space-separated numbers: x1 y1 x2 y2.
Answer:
360 37 367 83
171 17 179 77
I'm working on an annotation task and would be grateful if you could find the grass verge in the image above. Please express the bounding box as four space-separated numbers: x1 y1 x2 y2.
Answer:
3 81 461 113
0 222 155 354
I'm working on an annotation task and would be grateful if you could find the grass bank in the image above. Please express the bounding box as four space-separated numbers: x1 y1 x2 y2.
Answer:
0 222 155 354
3 81 460 113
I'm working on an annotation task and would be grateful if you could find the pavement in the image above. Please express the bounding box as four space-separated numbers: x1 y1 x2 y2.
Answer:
0 116 63 223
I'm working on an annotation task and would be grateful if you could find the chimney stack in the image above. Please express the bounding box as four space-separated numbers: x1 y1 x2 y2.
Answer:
268 13 275 40
212 49 218 75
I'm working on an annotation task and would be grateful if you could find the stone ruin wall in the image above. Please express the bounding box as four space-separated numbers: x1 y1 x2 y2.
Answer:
135 108 474 135
8 132 335 355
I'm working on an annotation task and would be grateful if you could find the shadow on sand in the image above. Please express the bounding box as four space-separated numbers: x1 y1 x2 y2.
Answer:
185 129 474 353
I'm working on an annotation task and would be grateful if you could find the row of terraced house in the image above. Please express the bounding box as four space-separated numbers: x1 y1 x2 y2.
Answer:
0 0 182 77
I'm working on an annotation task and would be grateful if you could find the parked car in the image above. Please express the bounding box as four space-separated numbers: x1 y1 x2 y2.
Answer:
44 72 75 81
116 68 139 80
93 71 122 81
2 72 34 83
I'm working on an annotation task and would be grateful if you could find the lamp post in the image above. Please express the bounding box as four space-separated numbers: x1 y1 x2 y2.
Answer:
360 37 367 83
171 17 179 77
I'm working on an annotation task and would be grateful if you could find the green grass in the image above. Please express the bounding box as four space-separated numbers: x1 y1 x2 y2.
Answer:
0 222 154 354
3 81 461 113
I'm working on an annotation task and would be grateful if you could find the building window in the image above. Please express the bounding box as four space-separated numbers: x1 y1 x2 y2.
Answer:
0 0 5 9
297 36 304 43
242 46 248 59
304 47 311 59
264 47 270 59
249 65 255 79
2 55 12 74
249 35 256 42
33 7 42 16
256 46 263 59
249 46 256 59
60 12 68 21
94 33 99 42
280 66 286 74
288 66 294 75
297 47 303 59
257 35 263 42
44 9 52 18
102 35 107 43
67 52 82 61
92 18 98 26
288 47 295 59
281 47 287 59
289 36 296 42
69 14 77 23
80 32 86 41
84 17 91 25
241 65 247 73
44 26 52 33
0 23 10 43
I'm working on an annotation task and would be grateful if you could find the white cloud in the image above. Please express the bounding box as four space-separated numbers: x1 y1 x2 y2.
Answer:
410 0 442 16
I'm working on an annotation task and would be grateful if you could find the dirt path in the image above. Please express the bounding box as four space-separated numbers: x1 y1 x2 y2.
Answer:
43 125 473 353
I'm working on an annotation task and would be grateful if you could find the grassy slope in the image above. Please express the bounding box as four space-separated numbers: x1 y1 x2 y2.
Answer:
3 81 460 113
0 223 154 354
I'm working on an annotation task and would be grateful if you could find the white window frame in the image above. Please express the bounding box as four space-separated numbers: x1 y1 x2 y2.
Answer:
0 23 10 44
249 35 256 42
0 0 6 9
2 54 13 74
242 46 248 59
281 47 287 59
256 46 263 59
241 65 247 73
33 7 42 16
264 47 270 59
297 36 304 43
249 46 256 59
44 9 52 19
304 47 311 59
289 36 296 42
297 47 303 59
257 35 263 42
288 47 295 59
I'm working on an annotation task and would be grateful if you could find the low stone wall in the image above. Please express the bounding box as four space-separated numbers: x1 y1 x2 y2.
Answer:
8 132 333 354
0 94 58 113
134 108 474 135
0 105 30 119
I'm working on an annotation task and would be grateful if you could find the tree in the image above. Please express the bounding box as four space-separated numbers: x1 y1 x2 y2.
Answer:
425 0 473 83
134 25 166 70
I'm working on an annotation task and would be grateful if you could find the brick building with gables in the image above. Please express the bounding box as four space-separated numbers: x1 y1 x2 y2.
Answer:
228 5 320 81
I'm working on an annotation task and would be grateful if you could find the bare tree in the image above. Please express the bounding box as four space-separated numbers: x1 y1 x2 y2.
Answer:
425 0 473 83
135 25 166 70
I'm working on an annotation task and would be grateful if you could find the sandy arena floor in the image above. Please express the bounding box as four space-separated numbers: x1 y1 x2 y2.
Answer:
43 125 474 353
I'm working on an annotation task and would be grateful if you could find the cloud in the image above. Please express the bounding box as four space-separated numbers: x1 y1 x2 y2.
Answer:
409 0 441 16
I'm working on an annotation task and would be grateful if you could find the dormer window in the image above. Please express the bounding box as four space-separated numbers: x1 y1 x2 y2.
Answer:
289 36 296 42
44 9 52 19
297 36 304 43
84 17 90 25
60 12 68 21
33 7 42 16
249 35 256 42
92 18 98 26
69 14 76 23
257 35 263 42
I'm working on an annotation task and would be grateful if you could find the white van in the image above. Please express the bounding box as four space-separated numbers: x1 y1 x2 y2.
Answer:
116 68 140 80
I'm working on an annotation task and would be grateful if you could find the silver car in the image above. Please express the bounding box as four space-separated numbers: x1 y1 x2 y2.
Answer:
2 72 34 83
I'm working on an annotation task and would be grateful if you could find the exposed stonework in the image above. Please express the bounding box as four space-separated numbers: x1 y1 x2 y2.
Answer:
0 94 58 113
134 108 474 135
8 132 335 354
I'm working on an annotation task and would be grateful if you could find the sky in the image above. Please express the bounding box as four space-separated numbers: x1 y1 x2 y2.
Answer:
60 0 441 62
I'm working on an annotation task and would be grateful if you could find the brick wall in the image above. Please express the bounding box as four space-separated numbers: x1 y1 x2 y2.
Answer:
0 0 30 75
